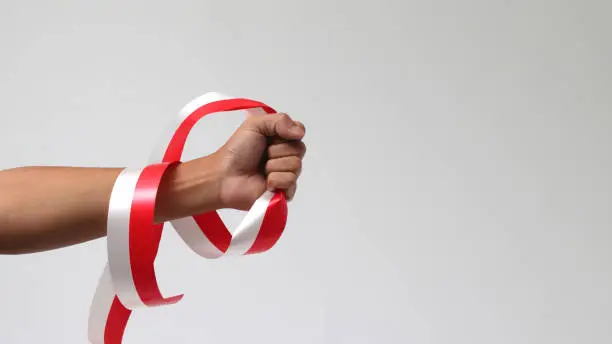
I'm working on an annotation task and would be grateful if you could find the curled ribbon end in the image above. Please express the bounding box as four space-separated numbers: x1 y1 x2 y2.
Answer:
146 294 184 307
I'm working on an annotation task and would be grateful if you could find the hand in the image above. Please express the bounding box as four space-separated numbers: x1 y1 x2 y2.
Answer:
158 112 306 219
214 112 306 210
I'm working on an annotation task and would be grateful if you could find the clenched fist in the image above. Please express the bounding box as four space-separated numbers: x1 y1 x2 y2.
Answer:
158 112 306 219
215 112 306 210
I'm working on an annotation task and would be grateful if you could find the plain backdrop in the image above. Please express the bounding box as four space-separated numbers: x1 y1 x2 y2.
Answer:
1 1 611 343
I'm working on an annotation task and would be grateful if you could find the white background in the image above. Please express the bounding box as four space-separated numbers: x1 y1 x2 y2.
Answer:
1 1 611 343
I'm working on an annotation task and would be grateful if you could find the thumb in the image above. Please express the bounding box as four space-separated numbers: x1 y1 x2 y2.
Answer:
248 113 305 140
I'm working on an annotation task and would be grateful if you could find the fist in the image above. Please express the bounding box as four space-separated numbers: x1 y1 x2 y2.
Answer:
214 112 306 210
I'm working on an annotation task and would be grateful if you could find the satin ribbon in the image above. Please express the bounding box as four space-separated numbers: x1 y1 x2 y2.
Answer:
88 92 288 343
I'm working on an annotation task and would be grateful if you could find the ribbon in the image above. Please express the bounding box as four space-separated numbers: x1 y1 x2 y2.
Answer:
88 92 289 343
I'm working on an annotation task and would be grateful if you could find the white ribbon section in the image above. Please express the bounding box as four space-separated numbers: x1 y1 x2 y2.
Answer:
169 216 225 258
88 266 116 344
107 168 147 309
224 190 274 256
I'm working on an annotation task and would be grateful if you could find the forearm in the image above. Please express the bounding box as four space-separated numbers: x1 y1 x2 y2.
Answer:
0 157 222 254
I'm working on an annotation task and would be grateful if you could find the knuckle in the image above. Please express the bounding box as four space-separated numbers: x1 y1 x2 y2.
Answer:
297 141 307 156
276 112 291 122
288 156 302 170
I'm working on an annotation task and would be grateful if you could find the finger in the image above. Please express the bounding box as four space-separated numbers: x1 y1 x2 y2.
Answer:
249 113 305 140
267 171 297 191
286 183 297 201
266 156 302 176
269 120 305 144
267 141 307 159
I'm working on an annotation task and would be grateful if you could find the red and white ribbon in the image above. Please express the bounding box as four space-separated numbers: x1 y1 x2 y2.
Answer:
88 92 288 343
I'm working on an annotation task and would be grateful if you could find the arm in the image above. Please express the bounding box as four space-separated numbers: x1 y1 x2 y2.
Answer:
0 112 306 255
0 158 222 254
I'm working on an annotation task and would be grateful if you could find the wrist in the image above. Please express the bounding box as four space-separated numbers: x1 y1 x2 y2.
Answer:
154 154 224 222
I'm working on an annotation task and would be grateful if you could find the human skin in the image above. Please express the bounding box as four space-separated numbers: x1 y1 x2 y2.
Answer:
0 112 306 254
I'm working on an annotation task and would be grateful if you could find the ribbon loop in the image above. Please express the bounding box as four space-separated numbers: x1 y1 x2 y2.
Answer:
88 92 289 344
